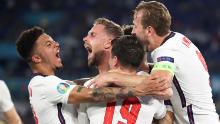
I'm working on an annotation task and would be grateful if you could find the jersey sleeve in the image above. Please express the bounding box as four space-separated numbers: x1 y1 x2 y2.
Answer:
151 48 176 75
43 76 76 104
152 47 176 63
152 48 176 64
154 100 167 119
0 80 14 112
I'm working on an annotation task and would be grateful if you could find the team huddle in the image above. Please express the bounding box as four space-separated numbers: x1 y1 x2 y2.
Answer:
0 1 218 124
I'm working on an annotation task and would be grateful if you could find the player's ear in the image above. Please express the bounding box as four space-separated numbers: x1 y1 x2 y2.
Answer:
145 26 154 36
113 56 118 67
31 54 42 63
104 39 112 49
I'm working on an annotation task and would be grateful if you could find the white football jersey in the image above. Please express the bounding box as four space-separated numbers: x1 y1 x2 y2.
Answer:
78 72 166 124
0 80 14 112
151 32 219 124
28 74 77 124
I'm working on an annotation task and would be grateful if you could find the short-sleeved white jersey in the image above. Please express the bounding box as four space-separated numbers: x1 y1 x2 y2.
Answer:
78 72 166 124
151 32 219 124
28 74 77 124
0 80 14 112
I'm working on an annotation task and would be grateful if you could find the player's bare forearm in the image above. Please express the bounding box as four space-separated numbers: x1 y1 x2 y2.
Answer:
114 74 146 87
91 72 171 98
91 87 135 101
94 72 146 87
130 75 171 98
4 107 23 124
68 71 173 103
147 70 173 99
68 85 136 104
152 88 173 100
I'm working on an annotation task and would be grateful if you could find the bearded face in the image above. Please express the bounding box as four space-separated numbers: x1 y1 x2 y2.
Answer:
83 24 111 67
88 50 104 67
132 11 153 52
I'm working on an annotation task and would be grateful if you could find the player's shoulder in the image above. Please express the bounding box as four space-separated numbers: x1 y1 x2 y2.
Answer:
154 32 186 53
169 31 185 40
29 75 63 88
171 31 185 38
166 32 189 46
0 80 6 86
0 80 9 92
31 75 62 81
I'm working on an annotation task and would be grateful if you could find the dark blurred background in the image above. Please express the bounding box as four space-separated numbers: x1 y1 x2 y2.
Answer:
0 0 219 123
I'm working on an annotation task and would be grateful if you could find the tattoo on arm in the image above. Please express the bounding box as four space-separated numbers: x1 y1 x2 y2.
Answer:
91 87 135 102
91 88 116 102
77 86 84 92
116 89 134 99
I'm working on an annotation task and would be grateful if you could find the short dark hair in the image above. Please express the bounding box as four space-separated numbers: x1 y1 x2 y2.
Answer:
94 18 123 38
16 26 44 62
135 1 171 36
122 25 133 35
111 35 145 69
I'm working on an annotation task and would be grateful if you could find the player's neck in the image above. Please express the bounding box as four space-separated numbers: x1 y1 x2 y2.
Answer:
109 67 136 75
31 63 55 76
98 64 109 74
97 52 110 74
157 31 171 46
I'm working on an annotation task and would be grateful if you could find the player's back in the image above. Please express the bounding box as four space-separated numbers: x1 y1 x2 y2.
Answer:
86 96 165 124
79 73 166 124
28 75 77 124
151 32 219 123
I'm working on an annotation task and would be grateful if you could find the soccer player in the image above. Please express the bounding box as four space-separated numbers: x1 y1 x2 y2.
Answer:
87 19 171 97
78 18 172 124
91 1 219 123
15 26 151 124
103 35 167 123
78 18 125 124
121 24 151 72
0 80 23 124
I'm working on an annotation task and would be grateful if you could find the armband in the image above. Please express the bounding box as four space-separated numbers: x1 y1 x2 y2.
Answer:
152 62 175 75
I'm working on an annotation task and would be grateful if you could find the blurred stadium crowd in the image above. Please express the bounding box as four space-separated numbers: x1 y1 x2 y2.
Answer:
0 0 219 123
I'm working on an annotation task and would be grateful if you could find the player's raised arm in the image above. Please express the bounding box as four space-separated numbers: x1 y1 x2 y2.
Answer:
67 85 137 104
87 72 146 87
148 60 174 100
88 71 171 99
